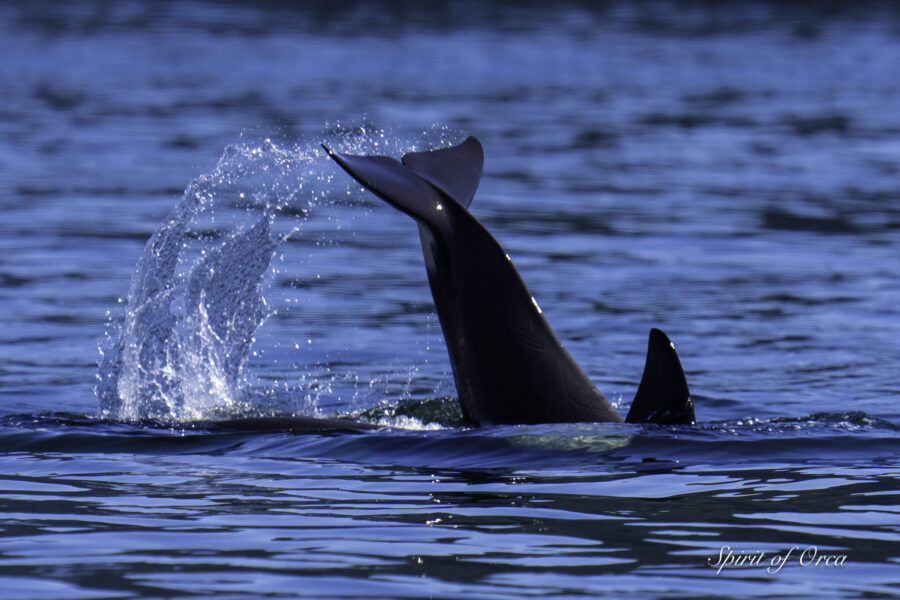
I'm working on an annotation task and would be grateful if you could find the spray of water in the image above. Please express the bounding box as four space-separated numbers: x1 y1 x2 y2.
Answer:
96 125 456 423
96 141 293 421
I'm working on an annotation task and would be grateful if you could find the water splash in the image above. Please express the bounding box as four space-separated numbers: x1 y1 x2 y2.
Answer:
97 139 307 422
96 125 457 423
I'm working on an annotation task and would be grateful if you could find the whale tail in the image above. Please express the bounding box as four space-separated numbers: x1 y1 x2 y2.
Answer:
324 136 695 427
627 328 695 425
321 137 483 220
400 137 483 209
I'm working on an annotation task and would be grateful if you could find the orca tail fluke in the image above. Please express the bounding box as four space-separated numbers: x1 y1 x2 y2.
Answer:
325 137 695 428
322 137 484 222
626 328 695 425
321 143 440 223
401 137 483 209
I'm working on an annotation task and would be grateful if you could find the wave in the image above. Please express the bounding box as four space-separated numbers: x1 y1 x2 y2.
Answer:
1 410 896 472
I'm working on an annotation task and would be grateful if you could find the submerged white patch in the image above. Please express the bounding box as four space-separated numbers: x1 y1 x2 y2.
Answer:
377 415 445 430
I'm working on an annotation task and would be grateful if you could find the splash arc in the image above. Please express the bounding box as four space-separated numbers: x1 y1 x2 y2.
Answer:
324 137 695 426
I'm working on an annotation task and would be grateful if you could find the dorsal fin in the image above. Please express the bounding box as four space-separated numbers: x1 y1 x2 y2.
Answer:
401 136 484 209
626 328 695 425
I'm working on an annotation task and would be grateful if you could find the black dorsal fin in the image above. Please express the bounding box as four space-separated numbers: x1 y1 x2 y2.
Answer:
626 328 695 425
401 136 484 209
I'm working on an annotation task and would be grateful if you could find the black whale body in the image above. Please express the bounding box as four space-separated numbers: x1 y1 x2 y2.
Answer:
323 137 695 427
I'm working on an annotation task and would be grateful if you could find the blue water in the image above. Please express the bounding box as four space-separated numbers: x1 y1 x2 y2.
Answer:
1 2 898 598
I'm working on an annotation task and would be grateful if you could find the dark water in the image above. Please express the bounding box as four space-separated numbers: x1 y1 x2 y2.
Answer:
1 2 898 598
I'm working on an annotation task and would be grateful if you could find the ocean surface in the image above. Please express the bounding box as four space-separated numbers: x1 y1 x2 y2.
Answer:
0 2 898 598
